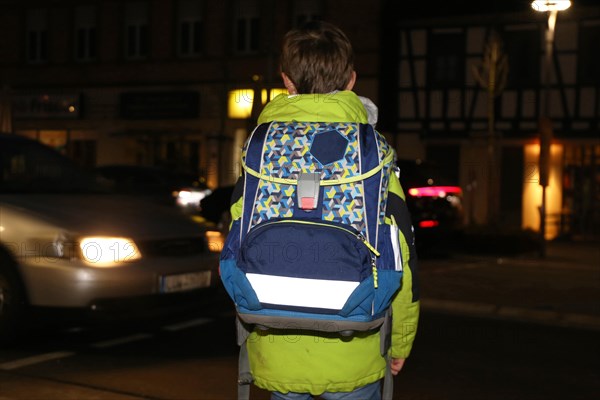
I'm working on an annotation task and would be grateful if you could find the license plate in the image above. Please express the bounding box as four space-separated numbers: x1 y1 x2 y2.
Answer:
159 271 212 293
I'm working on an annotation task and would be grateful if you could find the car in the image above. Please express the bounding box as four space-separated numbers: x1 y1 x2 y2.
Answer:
93 164 211 213
396 159 464 252
0 133 220 341
199 185 235 232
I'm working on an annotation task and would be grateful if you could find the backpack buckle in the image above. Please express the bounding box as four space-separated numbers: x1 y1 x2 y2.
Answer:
297 172 320 210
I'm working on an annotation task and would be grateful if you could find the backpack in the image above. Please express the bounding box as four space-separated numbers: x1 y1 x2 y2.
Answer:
220 120 404 399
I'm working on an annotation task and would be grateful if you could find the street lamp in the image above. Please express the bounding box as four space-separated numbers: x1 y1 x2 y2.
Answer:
531 0 571 257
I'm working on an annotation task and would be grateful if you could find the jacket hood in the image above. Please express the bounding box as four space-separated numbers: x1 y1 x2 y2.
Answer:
257 90 370 124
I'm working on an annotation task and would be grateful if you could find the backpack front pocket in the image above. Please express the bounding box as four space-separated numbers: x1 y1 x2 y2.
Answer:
239 219 375 314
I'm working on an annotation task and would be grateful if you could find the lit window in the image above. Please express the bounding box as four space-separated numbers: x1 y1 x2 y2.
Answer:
260 88 288 104
74 5 97 62
26 9 48 64
178 0 203 57
228 89 254 119
125 2 149 59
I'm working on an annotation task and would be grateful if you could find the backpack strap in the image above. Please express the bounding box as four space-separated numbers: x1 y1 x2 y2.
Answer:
382 356 394 400
236 317 253 400
380 308 394 400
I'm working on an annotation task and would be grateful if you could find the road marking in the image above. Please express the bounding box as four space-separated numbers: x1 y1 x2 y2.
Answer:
0 351 75 370
91 333 153 349
162 317 213 332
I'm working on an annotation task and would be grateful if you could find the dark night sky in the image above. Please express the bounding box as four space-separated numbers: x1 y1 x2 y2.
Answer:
399 0 597 18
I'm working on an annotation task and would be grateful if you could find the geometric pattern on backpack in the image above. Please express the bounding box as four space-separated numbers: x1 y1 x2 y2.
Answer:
376 136 391 242
249 121 365 232
251 182 295 226
323 183 365 234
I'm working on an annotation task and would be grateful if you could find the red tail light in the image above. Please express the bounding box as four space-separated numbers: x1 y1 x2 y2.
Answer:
408 186 462 197
419 220 440 228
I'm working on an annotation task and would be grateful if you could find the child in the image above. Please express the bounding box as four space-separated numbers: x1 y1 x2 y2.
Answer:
229 21 419 400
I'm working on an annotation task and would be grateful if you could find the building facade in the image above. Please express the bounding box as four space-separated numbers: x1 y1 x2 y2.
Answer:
1 0 598 239
0 0 381 189
383 2 600 239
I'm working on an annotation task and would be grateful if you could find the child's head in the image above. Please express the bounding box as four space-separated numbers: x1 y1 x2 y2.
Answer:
280 21 355 95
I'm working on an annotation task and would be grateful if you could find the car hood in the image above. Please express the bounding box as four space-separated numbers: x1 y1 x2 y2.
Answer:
0 194 203 238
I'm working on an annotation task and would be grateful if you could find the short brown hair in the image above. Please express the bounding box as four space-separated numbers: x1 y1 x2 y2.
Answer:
280 21 354 94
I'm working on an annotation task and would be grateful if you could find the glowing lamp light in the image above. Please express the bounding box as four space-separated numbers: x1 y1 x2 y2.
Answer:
531 0 571 12
175 188 211 207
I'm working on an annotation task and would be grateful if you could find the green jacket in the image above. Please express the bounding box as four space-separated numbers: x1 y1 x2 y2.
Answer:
230 90 419 394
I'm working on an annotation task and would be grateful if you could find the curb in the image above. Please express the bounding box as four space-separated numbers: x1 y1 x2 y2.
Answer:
421 298 600 331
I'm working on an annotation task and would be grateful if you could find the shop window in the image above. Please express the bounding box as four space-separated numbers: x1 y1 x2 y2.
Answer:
125 2 149 59
178 0 203 57
428 32 465 88
26 9 48 64
74 5 97 62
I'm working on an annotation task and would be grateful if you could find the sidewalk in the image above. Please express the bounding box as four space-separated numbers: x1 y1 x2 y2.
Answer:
418 238 600 330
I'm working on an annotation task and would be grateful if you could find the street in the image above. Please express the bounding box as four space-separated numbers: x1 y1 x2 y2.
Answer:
1 251 598 400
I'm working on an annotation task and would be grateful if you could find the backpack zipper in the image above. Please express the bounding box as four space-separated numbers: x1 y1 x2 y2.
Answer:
249 219 380 256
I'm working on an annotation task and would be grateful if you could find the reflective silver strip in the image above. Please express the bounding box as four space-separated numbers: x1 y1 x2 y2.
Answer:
246 273 359 310
390 222 403 271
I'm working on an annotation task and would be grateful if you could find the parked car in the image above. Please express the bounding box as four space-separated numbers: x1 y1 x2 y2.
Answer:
199 185 235 232
0 133 219 341
396 159 464 251
94 164 211 212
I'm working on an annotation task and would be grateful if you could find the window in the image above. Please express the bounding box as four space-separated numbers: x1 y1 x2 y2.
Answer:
125 2 149 59
74 5 97 62
234 0 259 54
502 29 539 88
428 32 465 88
178 0 203 57
26 9 48 63
578 24 600 84
293 0 322 27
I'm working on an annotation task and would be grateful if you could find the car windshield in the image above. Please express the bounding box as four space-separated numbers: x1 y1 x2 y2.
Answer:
0 138 107 194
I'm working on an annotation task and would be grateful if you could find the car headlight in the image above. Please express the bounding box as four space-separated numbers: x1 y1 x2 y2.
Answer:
175 188 212 207
79 237 142 267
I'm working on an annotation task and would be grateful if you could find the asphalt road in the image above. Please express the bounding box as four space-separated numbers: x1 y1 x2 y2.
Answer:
0 258 598 400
